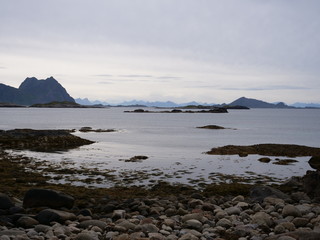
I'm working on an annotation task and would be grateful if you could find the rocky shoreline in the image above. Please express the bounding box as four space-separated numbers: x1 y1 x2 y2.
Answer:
2 129 320 239
1 176 320 240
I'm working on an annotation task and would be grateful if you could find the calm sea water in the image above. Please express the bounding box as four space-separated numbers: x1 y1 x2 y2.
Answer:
1 107 319 187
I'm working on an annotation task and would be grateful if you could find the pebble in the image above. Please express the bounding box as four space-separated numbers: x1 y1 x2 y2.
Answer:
1 186 320 240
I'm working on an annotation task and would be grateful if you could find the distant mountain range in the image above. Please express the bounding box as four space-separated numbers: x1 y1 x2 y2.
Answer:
1 77 319 108
76 97 319 109
0 77 74 105
75 98 211 107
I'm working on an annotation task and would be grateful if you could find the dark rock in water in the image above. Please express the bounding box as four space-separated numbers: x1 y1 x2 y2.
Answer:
0 128 94 152
206 143 320 157
23 188 75 209
197 125 226 130
36 209 76 225
302 170 320 199
308 156 320 170
0 193 14 209
250 186 289 202
258 157 271 163
79 127 116 133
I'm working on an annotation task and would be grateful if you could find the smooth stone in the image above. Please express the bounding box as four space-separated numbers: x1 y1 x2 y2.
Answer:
0 194 14 210
0 229 26 236
148 232 166 240
251 212 273 227
183 219 203 231
34 224 52 233
140 223 159 233
23 189 74 209
116 220 136 230
282 204 302 217
78 220 107 231
181 213 204 223
292 217 309 227
216 218 232 228
232 195 245 202
264 197 285 205
36 209 76 225
75 231 100 240
17 216 39 228
178 233 199 240
225 206 241 215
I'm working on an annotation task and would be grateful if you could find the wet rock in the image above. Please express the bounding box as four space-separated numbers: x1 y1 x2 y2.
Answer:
302 170 320 198
225 206 241 215
0 194 14 210
282 204 302 217
78 220 107 231
183 219 203 231
251 212 273 227
308 156 320 170
292 217 309 227
75 231 100 240
0 229 27 237
23 188 74 209
16 216 39 228
216 218 232 228
139 223 159 233
258 157 271 163
36 209 76 225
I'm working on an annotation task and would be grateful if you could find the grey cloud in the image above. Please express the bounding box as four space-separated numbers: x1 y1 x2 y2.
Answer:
94 74 114 77
221 86 310 91
118 74 153 78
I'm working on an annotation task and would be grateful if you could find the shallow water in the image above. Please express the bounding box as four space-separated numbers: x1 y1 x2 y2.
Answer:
1 107 319 187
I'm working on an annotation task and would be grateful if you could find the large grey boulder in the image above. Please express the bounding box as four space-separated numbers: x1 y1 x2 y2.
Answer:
23 188 74 209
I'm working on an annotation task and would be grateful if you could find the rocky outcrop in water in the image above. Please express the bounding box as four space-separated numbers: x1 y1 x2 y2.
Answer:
0 129 94 152
125 108 228 113
206 144 320 158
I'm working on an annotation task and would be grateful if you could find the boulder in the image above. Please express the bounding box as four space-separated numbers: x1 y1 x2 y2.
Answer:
302 170 320 198
250 186 289 202
36 209 76 225
308 156 320 170
0 193 14 210
23 188 74 209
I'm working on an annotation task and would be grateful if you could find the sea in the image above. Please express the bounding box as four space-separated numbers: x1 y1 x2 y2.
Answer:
1 107 320 188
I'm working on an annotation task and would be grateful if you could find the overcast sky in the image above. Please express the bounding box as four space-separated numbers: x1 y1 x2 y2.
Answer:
1 0 319 104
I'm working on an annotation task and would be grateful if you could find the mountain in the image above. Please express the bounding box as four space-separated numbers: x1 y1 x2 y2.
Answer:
0 77 75 105
75 98 214 107
229 97 292 108
291 102 320 108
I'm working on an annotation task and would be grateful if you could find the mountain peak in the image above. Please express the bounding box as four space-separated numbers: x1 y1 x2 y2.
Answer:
229 97 291 108
1 77 74 105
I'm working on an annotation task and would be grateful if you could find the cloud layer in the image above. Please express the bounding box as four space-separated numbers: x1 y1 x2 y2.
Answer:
0 0 319 103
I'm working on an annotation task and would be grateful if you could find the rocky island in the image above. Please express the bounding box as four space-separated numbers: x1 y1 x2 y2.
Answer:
124 108 228 113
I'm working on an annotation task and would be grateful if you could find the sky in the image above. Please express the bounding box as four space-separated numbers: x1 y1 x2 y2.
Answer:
0 0 319 104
